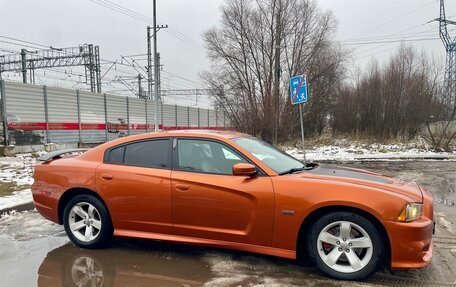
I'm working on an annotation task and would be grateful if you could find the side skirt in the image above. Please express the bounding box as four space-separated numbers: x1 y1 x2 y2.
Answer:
114 229 296 260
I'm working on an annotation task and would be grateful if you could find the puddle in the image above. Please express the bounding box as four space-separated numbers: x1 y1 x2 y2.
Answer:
37 243 213 287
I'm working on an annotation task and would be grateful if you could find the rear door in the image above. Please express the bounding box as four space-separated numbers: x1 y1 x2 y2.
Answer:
170 137 274 246
96 138 172 234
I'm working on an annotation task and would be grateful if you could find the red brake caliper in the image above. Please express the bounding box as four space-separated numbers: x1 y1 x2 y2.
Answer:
322 242 331 249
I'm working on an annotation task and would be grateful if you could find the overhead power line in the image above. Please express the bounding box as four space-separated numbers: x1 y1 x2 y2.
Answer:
0 39 43 50
345 0 436 41
343 26 438 43
161 70 202 86
342 37 440 46
349 21 437 58
87 0 207 52
0 35 49 49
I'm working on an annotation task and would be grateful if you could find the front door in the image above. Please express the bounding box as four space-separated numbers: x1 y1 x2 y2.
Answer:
171 138 274 246
96 138 172 234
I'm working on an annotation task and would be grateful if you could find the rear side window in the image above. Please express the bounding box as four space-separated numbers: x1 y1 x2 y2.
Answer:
109 146 124 164
124 140 169 168
105 139 170 168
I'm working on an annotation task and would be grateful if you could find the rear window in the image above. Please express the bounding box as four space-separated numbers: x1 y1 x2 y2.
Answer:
105 139 169 168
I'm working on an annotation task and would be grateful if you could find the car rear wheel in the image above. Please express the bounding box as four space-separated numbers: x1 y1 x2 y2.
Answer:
63 195 113 248
306 212 384 280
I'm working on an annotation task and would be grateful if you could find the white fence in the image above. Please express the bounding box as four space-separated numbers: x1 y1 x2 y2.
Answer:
0 81 229 146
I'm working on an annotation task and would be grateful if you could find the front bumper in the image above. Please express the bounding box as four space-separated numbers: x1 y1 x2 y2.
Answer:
384 218 434 269
384 187 434 269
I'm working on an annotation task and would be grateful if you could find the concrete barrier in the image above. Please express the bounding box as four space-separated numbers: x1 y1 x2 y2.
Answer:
0 145 15 156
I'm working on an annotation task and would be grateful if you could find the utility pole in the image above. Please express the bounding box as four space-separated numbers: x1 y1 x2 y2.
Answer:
152 0 163 131
153 0 159 131
21 49 27 84
147 0 167 132
147 26 153 101
29 61 36 85
157 52 161 102
137 74 143 98
94 46 102 93
272 0 282 144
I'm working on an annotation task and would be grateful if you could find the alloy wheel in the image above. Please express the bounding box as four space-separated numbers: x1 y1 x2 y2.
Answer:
68 202 102 243
317 220 373 273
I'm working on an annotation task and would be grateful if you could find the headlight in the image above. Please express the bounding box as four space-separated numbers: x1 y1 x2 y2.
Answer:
397 203 423 222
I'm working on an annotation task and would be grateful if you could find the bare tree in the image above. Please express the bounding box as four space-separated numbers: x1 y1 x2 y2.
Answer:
332 46 442 141
202 0 346 143
426 57 456 151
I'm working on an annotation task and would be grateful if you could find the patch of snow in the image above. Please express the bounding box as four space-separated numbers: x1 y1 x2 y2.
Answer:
0 153 38 186
0 209 64 241
0 189 32 211
0 153 39 210
436 212 454 235
286 143 456 162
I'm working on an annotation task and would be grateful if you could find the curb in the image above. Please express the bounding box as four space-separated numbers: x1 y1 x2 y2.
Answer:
312 156 456 163
0 201 35 215
356 155 456 161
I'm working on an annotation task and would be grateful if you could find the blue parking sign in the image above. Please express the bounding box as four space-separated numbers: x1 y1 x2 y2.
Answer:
289 75 308 105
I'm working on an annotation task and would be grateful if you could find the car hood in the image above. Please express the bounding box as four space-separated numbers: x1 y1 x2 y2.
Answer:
294 165 423 202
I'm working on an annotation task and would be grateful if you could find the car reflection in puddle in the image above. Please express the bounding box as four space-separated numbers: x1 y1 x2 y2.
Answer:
37 241 212 287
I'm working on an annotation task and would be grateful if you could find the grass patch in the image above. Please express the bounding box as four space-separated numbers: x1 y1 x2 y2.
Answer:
0 181 31 197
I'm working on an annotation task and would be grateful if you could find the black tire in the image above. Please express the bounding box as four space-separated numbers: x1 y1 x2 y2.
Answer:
63 194 113 249
305 211 384 281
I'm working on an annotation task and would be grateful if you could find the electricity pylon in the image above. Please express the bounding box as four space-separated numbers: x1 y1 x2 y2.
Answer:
437 0 456 118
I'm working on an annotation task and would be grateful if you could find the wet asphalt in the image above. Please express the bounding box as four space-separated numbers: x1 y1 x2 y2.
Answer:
0 161 455 287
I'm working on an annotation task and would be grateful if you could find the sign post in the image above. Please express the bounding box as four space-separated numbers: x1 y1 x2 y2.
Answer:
289 75 308 164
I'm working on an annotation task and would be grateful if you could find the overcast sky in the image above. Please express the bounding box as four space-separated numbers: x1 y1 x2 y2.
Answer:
0 0 455 97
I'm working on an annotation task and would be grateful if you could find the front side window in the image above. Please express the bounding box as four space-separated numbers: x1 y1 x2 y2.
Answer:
106 139 169 168
177 139 246 175
232 137 303 174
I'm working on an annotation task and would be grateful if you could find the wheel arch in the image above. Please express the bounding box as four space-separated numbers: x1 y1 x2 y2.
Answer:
58 187 109 225
297 205 391 268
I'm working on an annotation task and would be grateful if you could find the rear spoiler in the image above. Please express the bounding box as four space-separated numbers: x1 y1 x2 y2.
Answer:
39 148 89 163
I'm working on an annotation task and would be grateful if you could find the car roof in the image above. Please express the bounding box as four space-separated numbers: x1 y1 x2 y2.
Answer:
164 129 249 139
114 130 250 143
78 129 250 162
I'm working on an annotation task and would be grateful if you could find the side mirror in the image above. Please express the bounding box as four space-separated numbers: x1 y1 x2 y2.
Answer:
233 163 257 176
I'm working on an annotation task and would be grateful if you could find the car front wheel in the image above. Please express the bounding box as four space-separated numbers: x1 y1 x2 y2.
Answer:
306 211 384 280
63 195 113 248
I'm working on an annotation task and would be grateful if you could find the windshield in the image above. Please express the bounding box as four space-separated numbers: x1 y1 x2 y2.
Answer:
232 137 304 174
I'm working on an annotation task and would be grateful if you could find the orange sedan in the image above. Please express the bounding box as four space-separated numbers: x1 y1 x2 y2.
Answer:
32 130 434 280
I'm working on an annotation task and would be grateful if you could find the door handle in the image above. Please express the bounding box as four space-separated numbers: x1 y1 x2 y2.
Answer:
101 174 114 180
175 184 190 192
